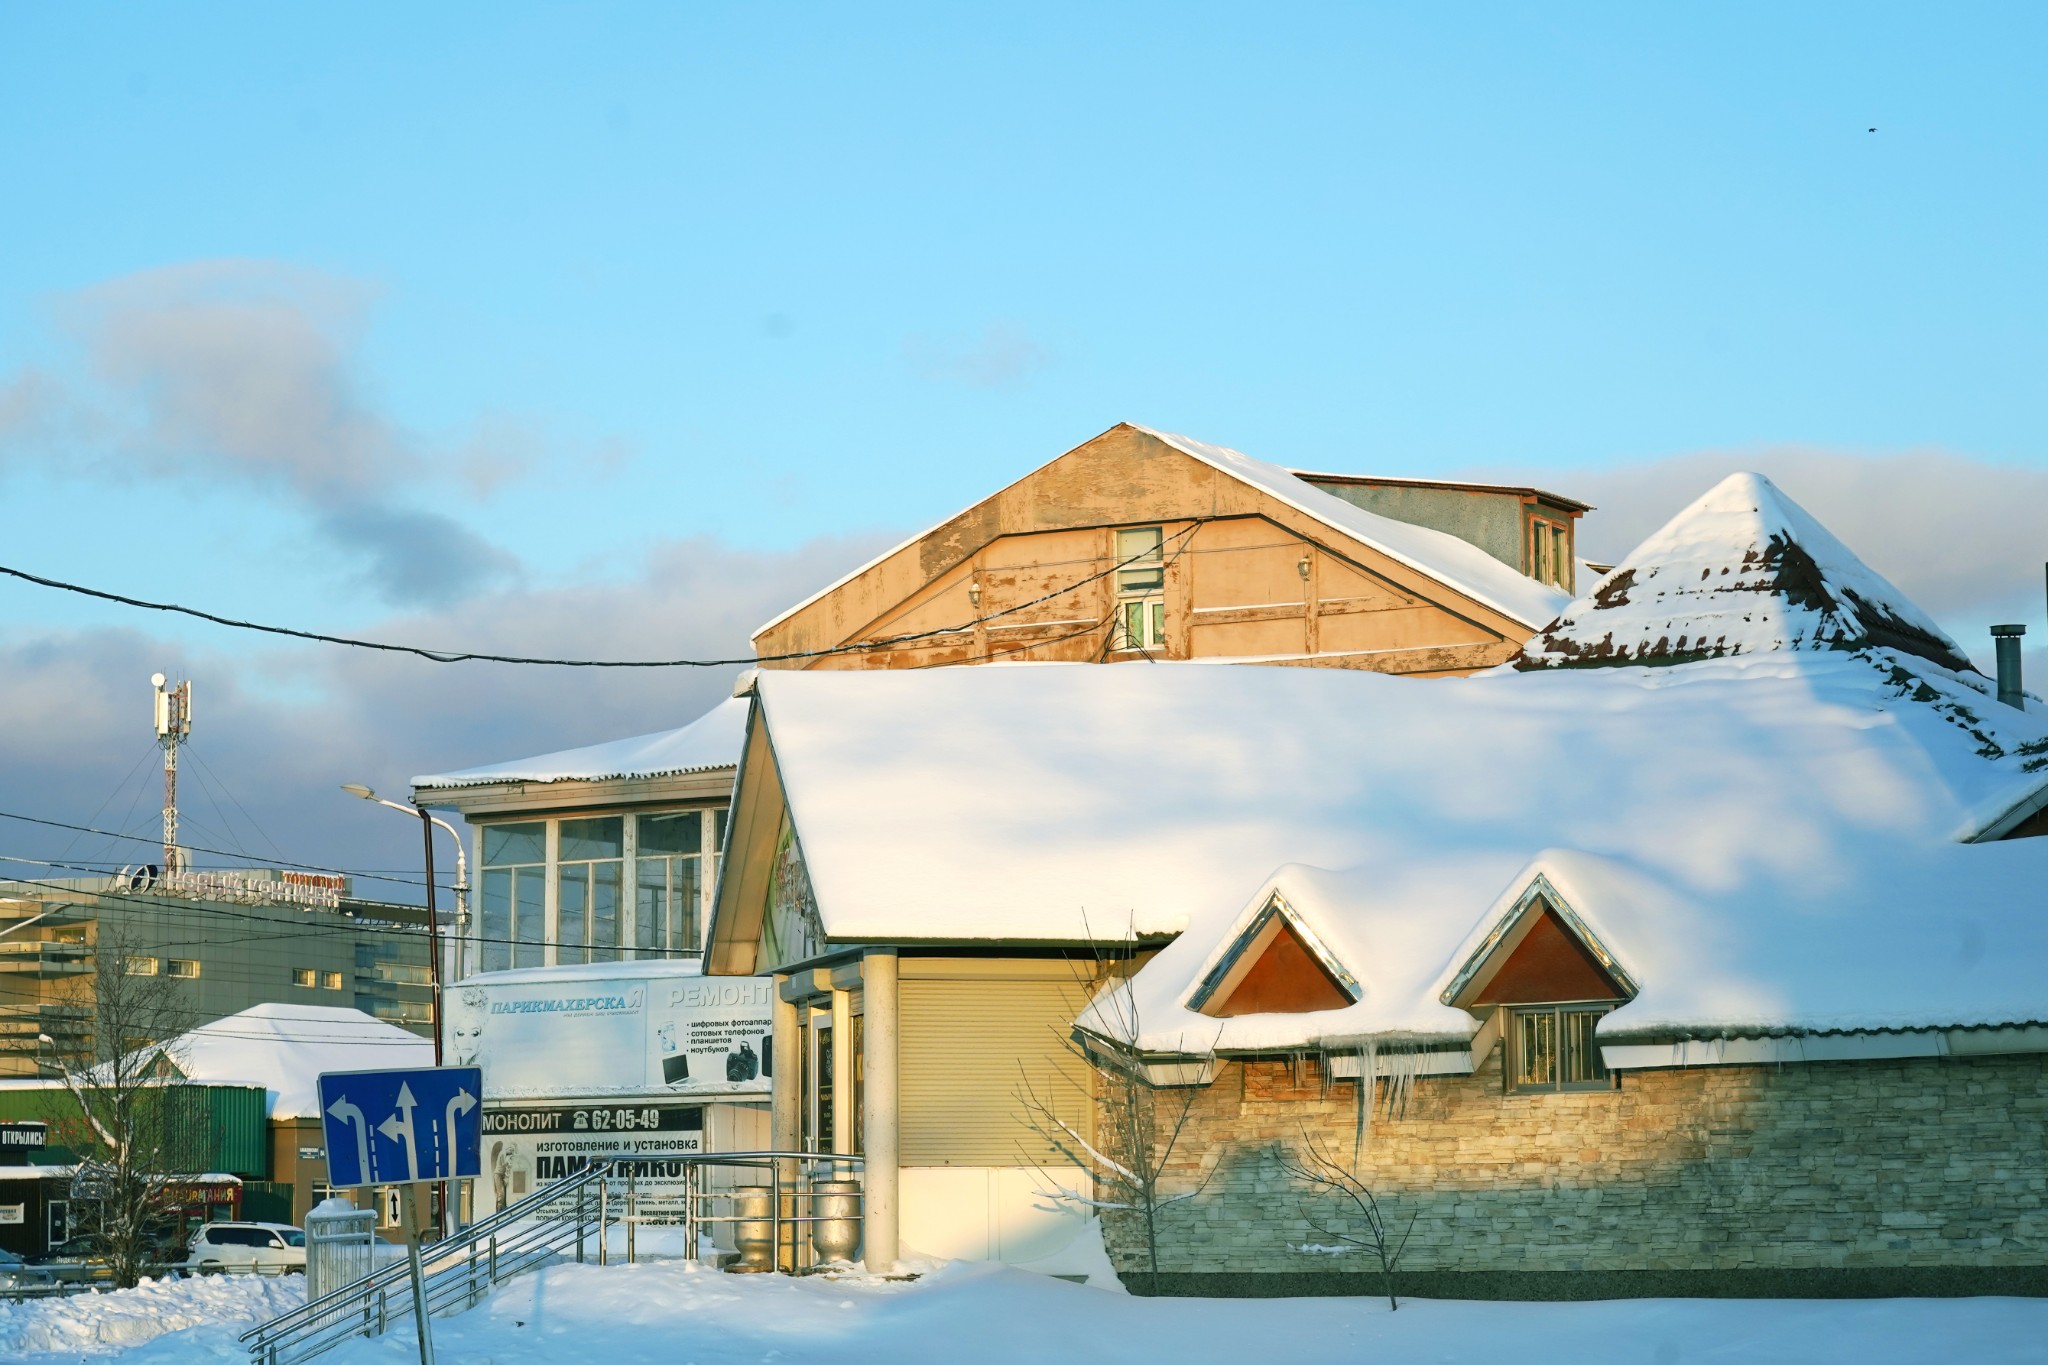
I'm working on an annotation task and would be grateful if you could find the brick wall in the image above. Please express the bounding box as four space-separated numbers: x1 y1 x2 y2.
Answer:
1107 1050 2048 1284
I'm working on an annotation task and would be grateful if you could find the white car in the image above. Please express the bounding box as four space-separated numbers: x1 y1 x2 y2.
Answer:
184 1222 307 1275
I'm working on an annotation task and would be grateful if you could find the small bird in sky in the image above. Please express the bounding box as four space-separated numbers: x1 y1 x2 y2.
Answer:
1868 127 1877 132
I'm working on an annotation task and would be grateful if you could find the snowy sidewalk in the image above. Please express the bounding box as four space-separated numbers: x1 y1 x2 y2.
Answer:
7 1261 2046 1365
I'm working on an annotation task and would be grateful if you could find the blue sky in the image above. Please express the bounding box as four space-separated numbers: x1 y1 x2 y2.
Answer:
0 4 2044 882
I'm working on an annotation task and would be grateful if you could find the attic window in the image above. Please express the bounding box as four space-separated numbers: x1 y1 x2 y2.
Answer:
1191 895 1359 1018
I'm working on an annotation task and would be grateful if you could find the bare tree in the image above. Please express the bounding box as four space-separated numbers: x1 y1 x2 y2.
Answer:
41 921 194 1287
1018 927 1215 1282
1280 1128 1419 1311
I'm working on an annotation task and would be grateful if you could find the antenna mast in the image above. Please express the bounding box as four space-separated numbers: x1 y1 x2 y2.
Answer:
151 673 192 873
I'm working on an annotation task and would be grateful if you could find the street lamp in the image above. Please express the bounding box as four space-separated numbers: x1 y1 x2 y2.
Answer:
339 786 471 1063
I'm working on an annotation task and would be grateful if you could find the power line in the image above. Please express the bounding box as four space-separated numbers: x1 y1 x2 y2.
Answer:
0 809 432 890
0 527 1204 667
0 858 710 960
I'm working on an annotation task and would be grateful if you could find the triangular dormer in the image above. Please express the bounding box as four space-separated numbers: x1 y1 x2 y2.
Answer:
1190 893 1359 1018
1442 875 1635 1011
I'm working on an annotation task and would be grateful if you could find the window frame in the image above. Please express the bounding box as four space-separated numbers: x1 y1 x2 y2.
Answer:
291 967 316 988
1110 526 1168 653
165 958 200 979
1505 1000 1616 1094
475 805 727 970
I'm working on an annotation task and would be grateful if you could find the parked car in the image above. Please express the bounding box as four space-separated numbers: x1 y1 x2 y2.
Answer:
183 1222 307 1275
0 1249 57 1291
30 1234 116 1282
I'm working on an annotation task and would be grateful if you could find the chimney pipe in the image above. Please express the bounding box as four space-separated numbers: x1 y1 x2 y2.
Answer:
1990 624 2026 709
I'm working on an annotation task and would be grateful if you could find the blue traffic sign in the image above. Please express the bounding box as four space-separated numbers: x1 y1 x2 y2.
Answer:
318 1066 482 1188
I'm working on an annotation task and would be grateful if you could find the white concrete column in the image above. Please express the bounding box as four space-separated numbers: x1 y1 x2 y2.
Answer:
861 947 899 1272
831 984 853 1155
771 976 799 1153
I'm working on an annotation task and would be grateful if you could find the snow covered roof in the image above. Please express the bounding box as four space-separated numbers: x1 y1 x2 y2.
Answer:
754 423 1570 639
413 697 749 791
754 640 2048 1046
1518 472 1973 673
156 1003 434 1119
1136 427 1570 629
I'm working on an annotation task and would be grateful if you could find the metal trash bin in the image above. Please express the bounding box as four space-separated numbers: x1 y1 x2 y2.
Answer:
729 1188 775 1272
810 1181 861 1264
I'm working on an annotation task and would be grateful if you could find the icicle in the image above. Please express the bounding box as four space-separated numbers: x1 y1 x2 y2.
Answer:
1351 1044 1369 1169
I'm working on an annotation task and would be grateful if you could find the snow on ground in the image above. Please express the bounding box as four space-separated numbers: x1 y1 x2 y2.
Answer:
0 1274 302 1365
10 1260 2047 1365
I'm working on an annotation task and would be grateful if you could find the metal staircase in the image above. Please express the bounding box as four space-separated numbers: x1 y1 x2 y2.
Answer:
241 1152 862 1365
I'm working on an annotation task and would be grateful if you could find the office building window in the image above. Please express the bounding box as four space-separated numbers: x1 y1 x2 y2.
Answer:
166 959 200 979
291 967 316 987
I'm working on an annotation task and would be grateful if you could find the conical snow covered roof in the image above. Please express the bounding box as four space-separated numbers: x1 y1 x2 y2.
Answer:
1516 472 1974 673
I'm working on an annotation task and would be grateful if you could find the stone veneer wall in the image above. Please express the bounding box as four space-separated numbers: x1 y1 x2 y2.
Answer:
1106 1050 2048 1297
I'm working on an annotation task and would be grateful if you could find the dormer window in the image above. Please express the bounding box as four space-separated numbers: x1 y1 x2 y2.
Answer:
1113 527 1167 651
1442 876 1635 1094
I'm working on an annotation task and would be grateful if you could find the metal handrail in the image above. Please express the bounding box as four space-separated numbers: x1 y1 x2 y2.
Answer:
240 1151 863 1365
240 1159 618 1365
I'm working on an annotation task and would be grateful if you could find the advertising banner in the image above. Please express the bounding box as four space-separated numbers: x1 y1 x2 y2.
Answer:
478 1101 704 1219
444 967 775 1100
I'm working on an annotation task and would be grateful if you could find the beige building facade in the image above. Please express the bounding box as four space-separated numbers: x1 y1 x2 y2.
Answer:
755 423 1575 677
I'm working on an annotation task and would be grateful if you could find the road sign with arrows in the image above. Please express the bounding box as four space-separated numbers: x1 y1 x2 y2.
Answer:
317 1066 483 1188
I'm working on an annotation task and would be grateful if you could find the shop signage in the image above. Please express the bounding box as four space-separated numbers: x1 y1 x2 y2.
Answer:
444 970 774 1100
0 1205 23 1225
0 1121 47 1151
476 1102 704 1219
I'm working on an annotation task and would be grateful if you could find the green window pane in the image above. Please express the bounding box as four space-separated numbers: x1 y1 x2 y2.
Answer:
483 822 545 866
1148 600 1165 645
709 807 726 853
636 812 702 857
558 817 623 861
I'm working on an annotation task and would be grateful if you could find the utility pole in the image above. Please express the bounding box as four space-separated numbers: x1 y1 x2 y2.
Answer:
151 674 192 873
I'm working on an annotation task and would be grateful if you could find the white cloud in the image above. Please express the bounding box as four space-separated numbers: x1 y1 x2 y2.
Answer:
0 260 599 606
0 529 900 891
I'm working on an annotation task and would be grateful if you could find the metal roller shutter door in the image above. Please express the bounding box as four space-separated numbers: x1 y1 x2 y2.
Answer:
900 978 1095 1166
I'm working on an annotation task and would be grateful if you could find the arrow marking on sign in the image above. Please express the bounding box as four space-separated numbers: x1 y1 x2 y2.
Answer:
326 1095 372 1185
445 1087 476 1172
377 1081 420 1182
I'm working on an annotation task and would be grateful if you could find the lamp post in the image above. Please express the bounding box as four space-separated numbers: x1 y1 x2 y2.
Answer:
343 785 470 1242
341 785 471 1037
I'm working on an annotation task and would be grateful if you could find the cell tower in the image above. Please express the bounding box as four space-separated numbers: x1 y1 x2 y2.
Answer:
151 673 192 873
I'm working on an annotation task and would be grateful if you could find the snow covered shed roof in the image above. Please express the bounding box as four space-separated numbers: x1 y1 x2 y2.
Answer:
412 696 749 792
157 1003 435 1120
753 423 1570 639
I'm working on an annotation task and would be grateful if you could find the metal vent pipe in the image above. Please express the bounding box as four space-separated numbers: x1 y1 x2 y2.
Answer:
1991 623 2026 709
